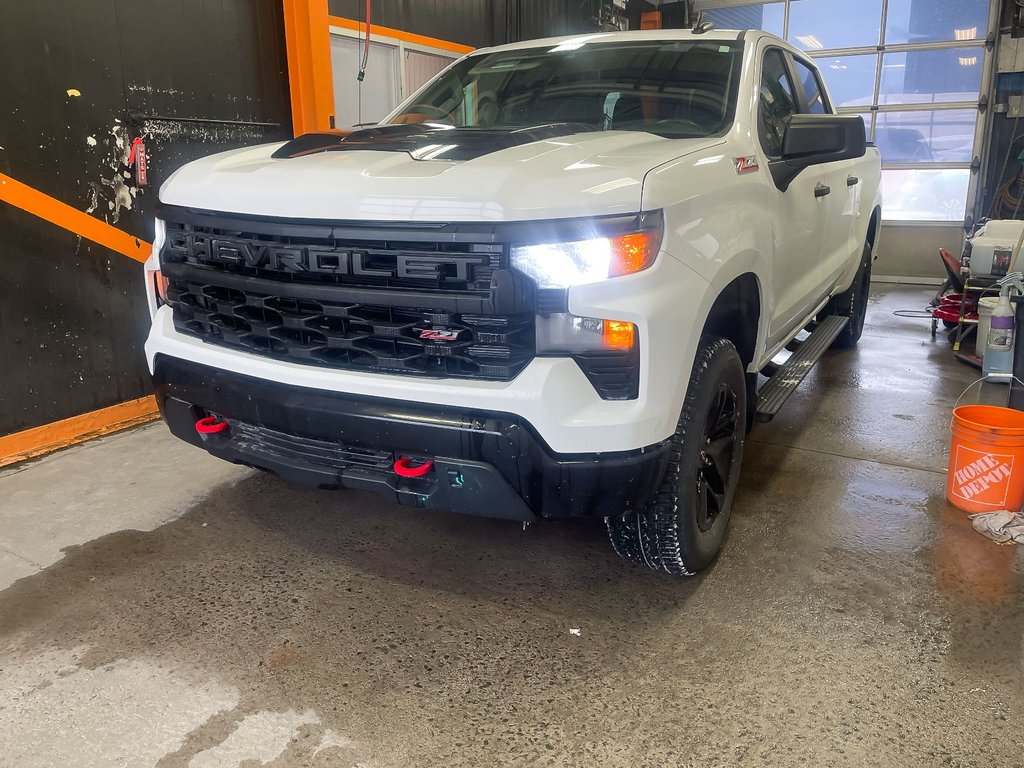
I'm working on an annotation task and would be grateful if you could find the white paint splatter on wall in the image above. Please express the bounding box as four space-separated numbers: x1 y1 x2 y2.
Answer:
85 184 100 215
84 122 138 223
82 107 275 222
126 84 181 96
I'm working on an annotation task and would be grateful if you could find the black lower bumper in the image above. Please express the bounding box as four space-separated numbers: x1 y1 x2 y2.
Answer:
152 355 670 521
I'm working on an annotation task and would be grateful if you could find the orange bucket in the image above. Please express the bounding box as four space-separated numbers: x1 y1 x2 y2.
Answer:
947 404 1024 512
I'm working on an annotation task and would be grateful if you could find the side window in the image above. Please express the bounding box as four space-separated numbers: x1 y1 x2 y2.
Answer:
793 59 830 115
758 49 798 159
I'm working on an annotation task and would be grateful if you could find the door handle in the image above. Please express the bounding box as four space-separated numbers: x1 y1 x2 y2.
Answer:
847 175 860 186
814 183 831 198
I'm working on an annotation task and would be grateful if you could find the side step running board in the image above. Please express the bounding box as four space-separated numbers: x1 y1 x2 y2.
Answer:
755 315 849 423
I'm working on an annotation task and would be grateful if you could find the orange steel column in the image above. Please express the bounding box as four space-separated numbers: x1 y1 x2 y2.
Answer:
283 0 336 136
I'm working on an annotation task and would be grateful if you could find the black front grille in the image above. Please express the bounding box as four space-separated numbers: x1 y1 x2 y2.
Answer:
166 278 535 381
160 210 538 382
162 220 501 293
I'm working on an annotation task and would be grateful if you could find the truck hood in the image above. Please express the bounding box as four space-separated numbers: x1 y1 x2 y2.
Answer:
159 126 723 222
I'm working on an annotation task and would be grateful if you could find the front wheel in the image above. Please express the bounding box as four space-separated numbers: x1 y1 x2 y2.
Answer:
606 336 746 575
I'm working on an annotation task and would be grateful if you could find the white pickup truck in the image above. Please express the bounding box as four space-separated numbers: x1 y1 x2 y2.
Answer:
144 28 881 575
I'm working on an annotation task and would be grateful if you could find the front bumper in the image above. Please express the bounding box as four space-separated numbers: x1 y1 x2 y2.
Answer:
154 355 671 521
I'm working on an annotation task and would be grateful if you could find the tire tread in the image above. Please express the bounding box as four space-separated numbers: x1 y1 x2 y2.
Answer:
607 335 743 576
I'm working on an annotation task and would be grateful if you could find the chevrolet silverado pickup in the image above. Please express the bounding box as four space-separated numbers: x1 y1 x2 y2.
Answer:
144 28 882 575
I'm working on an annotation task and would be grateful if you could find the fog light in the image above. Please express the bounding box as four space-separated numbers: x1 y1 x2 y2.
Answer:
536 313 637 352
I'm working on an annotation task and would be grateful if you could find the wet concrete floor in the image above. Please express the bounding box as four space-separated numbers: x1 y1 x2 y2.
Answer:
1 285 1022 767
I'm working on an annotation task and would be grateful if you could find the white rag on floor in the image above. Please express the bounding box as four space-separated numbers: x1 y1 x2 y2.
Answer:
968 511 1024 544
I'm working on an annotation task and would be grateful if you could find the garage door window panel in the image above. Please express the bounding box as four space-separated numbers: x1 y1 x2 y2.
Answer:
703 3 785 37
788 0 883 51
878 49 984 106
884 0 989 45
881 168 971 222
874 109 977 164
812 54 877 110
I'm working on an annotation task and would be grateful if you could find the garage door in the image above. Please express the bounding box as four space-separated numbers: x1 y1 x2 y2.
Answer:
695 0 998 223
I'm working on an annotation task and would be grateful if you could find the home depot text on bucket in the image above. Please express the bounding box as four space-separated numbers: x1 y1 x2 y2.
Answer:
954 454 1013 500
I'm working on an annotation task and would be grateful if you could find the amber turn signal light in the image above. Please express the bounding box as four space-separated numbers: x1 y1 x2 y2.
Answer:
603 320 636 350
609 231 660 278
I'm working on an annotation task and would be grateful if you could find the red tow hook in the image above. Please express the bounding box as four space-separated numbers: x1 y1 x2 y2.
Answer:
394 457 434 478
195 416 229 435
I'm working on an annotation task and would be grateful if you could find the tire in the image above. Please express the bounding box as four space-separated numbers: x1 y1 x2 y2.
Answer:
606 336 746 575
822 241 872 348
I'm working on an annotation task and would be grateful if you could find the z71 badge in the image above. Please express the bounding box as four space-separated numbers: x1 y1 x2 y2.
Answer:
734 156 760 174
418 328 463 342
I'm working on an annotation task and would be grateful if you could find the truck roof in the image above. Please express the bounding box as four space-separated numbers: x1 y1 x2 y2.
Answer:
473 28 757 56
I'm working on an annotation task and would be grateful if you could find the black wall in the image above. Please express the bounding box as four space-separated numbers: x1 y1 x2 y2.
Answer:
511 0 593 41
329 0 503 47
327 0 614 48
0 0 292 436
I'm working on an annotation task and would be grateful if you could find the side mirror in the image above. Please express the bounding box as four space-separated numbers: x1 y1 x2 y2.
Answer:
770 114 867 192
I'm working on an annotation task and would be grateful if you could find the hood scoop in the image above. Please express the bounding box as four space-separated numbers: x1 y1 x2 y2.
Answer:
271 123 598 162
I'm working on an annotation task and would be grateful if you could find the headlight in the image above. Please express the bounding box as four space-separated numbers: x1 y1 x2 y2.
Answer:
511 229 661 289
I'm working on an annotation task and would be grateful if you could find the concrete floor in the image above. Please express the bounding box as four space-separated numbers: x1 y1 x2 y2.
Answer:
1 284 1022 767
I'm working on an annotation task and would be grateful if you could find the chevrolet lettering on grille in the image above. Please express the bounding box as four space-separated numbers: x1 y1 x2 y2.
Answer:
165 232 490 281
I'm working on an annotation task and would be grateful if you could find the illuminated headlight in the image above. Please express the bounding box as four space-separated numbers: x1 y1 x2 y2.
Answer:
512 239 613 288
511 230 661 289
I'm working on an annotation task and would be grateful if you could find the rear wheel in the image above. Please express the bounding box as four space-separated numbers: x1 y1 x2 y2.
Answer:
606 336 746 575
822 241 872 348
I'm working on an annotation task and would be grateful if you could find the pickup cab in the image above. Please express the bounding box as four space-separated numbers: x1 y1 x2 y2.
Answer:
144 29 882 575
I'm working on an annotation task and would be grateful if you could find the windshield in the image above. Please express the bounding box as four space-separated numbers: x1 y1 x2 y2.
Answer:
390 40 744 139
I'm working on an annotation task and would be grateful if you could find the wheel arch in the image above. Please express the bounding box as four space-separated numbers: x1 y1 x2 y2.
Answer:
701 272 764 372
866 206 882 253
